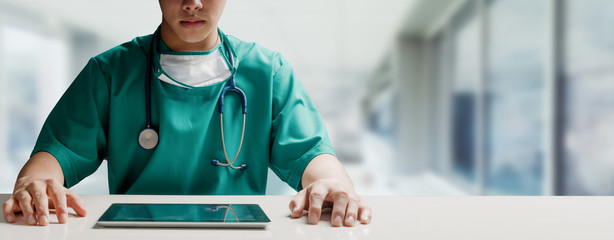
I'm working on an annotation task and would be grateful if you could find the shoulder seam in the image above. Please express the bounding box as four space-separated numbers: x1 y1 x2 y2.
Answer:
90 57 111 93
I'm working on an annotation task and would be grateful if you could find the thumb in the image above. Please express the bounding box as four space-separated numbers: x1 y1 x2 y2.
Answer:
289 189 308 218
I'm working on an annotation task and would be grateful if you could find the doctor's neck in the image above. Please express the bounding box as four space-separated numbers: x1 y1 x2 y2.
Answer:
159 22 221 52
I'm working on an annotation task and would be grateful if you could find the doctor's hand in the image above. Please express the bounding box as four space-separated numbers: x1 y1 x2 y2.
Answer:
289 154 372 227
2 152 87 226
289 178 371 227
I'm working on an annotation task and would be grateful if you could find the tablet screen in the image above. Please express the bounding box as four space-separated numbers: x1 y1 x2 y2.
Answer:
97 203 270 227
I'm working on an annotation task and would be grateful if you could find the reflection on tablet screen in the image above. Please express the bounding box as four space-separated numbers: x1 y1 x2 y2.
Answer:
100 203 269 223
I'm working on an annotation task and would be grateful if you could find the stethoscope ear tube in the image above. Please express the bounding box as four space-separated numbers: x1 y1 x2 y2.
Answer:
213 113 247 170
212 37 248 170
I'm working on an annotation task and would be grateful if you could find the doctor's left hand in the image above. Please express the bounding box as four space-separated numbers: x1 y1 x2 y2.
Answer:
288 154 372 227
289 179 371 227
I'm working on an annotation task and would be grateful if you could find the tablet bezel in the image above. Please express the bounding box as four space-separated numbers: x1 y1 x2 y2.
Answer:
96 203 271 228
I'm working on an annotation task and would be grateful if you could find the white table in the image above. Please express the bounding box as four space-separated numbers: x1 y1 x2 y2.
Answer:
1 194 614 239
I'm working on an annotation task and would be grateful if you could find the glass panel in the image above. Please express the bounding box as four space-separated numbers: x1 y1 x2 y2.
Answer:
563 0 614 195
484 0 546 195
428 33 445 173
451 2 480 183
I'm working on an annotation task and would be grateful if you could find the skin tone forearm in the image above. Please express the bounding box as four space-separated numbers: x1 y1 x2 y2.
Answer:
15 152 64 186
289 154 372 227
2 152 87 226
300 154 353 187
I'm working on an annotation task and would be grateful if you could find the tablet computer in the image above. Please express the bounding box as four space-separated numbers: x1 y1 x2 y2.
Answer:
97 203 271 228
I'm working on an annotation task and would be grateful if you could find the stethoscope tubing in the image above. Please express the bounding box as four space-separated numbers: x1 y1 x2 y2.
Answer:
145 30 155 129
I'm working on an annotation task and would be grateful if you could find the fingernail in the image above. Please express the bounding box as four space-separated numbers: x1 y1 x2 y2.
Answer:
347 216 355 226
40 215 49 225
309 214 318 224
60 213 68 223
333 216 343 227
360 214 368 223
5 215 14 223
27 215 37 225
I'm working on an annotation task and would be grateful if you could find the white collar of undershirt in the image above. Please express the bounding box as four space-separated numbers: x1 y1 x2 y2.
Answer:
157 45 231 88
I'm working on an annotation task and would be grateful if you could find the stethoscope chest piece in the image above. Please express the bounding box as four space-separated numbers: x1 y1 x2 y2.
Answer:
138 127 159 150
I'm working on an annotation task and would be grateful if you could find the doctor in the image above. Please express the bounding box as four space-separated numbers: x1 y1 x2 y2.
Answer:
2 0 371 228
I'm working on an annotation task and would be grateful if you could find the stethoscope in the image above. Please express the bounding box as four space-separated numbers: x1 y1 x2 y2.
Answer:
138 28 248 170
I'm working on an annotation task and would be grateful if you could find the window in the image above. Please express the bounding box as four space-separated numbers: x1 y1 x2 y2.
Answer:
484 0 546 195
450 1 480 183
562 0 614 195
428 33 447 173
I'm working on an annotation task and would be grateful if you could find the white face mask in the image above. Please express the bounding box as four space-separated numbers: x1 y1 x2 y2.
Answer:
158 46 231 88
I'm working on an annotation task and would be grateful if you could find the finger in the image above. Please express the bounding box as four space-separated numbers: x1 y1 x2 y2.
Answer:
330 191 349 227
15 191 36 225
47 182 69 224
66 190 87 217
289 189 307 218
2 198 19 223
357 202 372 224
307 185 328 225
30 186 50 226
344 199 359 227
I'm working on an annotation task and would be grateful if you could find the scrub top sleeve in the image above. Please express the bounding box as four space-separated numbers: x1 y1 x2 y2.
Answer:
31 58 109 188
269 57 336 192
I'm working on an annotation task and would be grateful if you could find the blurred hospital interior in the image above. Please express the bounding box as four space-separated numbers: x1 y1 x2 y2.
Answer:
1 0 613 196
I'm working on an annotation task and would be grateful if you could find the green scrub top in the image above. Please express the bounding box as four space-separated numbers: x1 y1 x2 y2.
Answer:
31 29 335 195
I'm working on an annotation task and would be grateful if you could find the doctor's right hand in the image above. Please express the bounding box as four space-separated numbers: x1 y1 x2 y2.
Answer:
2 152 87 226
